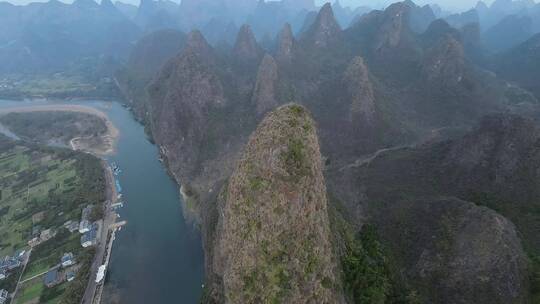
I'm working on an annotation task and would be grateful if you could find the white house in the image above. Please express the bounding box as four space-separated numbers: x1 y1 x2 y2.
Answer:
79 220 91 234
61 253 75 268
81 223 98 248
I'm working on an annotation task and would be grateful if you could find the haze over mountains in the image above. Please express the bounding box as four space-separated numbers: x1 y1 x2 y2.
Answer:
1 0 540 303
121 1 540 302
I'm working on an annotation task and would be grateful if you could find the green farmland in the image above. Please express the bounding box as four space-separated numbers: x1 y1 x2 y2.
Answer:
0 134 105 303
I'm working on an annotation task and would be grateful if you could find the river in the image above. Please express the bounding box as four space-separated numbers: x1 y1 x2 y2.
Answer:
0 99 205 304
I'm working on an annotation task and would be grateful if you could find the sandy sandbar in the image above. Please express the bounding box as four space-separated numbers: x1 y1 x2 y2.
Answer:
0 104 119 156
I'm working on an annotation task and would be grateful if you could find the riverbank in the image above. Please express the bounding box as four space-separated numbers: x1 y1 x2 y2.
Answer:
82 162 121 304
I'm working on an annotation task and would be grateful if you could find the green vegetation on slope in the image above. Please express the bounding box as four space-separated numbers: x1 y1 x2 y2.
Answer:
329 199 419 304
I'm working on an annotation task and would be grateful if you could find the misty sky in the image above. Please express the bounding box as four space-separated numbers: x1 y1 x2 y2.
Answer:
2 0 532 13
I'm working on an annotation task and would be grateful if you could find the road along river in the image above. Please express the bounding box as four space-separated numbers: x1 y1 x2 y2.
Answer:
0 99 205 304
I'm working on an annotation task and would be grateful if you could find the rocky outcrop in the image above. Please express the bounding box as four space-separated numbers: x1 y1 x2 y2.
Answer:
496 33 540 99
345 1 422 80
460 22 483 61
379 198 529 304
332 114 538 303
208 105 343 303
443 114 540 198
300 3 342 49
421 19 461 47
422 35 466 87
184 30 215 59
343 56 376 125
233 24 263 64
276 23 295 63
149 30 226 199
252 55 279 116
114 29 186 122
408 2 436 33
373 2 412 53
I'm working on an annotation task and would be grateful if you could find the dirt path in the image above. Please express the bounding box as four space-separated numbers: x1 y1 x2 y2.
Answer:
0 104 119 155
340 145 411 171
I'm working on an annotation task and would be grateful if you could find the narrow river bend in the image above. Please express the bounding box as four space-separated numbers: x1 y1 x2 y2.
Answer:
0 99 205 304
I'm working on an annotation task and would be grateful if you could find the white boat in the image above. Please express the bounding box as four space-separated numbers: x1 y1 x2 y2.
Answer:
96 265 107 283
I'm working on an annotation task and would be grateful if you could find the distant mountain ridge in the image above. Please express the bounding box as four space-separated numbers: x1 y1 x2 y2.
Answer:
495 32 540 98
0 0 141 73
444 0 540 53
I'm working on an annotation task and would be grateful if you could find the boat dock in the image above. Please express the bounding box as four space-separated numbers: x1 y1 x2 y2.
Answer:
82 162 127 304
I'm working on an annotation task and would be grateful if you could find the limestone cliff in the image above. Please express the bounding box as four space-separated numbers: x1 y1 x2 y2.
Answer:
372 2 413 53
276 23 295 64
343 56 376 125
252 54 279 116
149 30 227 209
300 3 342 49
208 105 343 303
115 29 186 122
233 24 263 65
378 197 529 304
422 35 466 87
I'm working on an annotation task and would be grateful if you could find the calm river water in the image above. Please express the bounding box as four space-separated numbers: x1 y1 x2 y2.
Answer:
0 99 205 304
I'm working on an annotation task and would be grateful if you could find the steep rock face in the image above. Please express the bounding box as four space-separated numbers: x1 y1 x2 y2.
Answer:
496 33 540 99
276 23 295 63
209 105 343 303
378 198 529 304
460 22 483 63
343 56 376 125
407 2 436 33
149 30 226 192
233 24 263 64
300 3 342 49
346 1 422 83
420 19 461 47
422 35 466 87
442 114 540 201
373 2 413 53
252 54 279 116
116 29 186 121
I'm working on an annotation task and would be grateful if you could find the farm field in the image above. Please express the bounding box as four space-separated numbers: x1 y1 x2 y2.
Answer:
0 134 105 303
